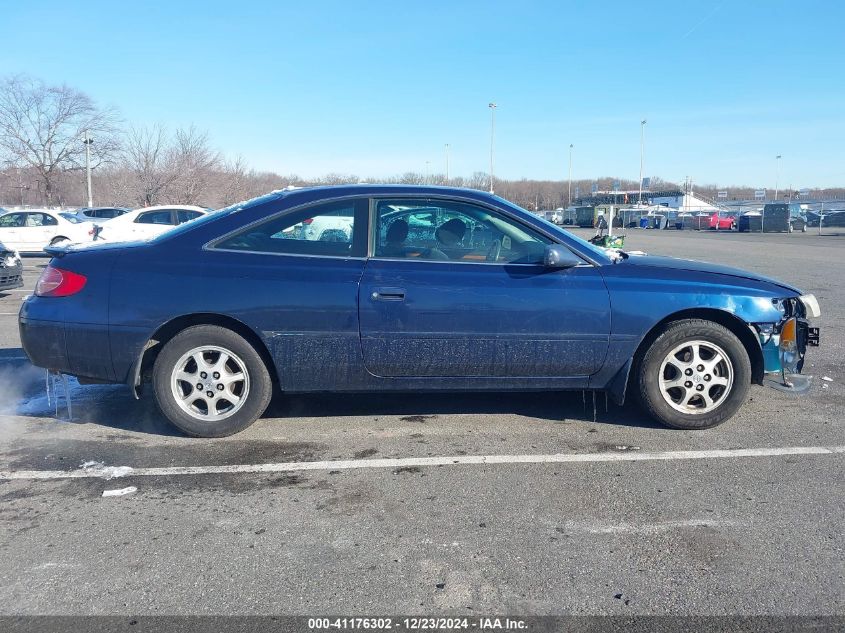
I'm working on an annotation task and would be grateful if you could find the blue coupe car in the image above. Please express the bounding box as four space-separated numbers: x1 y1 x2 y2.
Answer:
19 185 820 437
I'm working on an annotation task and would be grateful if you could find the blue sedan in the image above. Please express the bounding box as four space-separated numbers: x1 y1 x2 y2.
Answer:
19 185 821 437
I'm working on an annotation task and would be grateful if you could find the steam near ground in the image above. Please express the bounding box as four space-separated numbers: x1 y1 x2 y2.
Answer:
0 363 44 416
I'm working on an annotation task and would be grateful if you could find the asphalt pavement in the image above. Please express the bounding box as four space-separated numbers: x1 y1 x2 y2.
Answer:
0 229 842 617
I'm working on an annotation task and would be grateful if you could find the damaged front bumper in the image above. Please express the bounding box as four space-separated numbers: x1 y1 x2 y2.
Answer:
757 294 820 392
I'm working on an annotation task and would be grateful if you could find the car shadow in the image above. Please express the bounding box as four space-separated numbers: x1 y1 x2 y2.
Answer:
1 346 661 436
265 390 662 430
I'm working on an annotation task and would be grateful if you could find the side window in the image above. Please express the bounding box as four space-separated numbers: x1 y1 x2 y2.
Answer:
214 199 367 257
374 199 551 264
136 210 174 225
25 213 54 227
0 213 25 227
176 210 202 224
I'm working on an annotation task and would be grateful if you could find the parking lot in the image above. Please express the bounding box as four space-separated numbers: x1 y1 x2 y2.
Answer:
0 228 842 616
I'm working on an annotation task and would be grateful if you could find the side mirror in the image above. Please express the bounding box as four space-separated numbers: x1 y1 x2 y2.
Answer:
543 244 581 269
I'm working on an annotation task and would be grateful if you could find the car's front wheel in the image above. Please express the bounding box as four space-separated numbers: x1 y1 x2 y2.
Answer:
153 325 272 437
637 319 751 429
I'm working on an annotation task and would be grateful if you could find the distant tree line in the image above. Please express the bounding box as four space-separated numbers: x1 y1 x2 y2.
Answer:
1 75 842 210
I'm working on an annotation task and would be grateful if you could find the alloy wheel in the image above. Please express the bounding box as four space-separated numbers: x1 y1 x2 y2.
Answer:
658 340 734 414
170 345 250 422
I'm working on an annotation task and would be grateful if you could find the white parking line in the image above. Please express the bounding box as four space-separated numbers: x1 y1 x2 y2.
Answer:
1 445 843 481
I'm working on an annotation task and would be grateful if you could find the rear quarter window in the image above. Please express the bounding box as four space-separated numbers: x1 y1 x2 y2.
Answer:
136 210 174 225
213 198 368 257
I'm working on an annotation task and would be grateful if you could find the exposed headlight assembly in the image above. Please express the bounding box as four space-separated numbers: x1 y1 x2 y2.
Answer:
799 294 821 318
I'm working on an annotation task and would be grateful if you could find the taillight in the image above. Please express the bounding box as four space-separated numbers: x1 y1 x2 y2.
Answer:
34 267 87 297
301 218 314 225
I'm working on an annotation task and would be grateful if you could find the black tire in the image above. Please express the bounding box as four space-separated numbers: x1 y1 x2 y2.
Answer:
50 236 69 245
637 319 751 430
152 325 272 437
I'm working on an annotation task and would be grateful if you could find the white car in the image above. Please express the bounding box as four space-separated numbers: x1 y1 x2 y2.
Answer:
0 209 95 253
94 205 209 242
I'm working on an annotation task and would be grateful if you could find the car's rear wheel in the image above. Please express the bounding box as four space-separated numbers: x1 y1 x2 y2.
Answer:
637 319 751 429
50 236 69 245
153 325 272 437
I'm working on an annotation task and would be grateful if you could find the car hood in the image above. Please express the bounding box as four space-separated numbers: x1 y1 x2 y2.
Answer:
618 254 801 294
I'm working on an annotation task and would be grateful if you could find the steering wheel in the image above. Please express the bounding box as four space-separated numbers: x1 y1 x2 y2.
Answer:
486 239 502 262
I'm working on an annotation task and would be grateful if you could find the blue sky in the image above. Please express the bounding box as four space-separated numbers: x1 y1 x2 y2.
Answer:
1 0 842 187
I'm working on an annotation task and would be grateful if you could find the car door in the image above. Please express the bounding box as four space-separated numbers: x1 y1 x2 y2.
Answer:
20 213 57 250
358 197 612 379
194 197 370 391
0 213 25 251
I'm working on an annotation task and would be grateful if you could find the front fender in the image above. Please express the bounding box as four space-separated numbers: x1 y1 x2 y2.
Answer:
591 268 794 403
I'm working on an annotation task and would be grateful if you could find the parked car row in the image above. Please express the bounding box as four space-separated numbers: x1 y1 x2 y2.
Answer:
0 205 210 253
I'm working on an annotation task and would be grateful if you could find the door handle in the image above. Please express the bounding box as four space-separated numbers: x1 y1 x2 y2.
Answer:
371 287 406 302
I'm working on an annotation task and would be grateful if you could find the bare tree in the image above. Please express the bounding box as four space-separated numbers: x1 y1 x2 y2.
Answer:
121 124 177 206
318 172 359 185
0 75 120 205
217 155 251 206
167 126 220 205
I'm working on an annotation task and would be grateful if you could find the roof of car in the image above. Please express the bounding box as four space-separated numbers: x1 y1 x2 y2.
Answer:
222 185 506 215
129 205 208 213
0 208 61 214
78 206 130 211
279 184 499 199
251 184 504 210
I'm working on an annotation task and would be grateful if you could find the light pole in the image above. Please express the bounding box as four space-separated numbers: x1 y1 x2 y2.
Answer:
445 144 450 184
488 102 497 194
567 144 573 207
638 119 647 206
774 154 782 201
83 131 94 207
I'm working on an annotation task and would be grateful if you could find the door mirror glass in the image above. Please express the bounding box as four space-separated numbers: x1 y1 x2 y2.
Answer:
543 244 581 269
